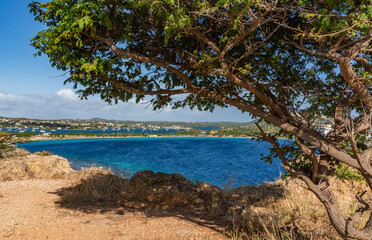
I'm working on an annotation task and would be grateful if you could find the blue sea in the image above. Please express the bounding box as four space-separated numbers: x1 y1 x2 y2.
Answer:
18 137 285 187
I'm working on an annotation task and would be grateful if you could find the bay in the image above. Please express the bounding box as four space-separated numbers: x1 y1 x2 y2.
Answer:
18 137 285 187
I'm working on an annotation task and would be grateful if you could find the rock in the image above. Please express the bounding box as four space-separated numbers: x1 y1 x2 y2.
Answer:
195 180 225 202
195 180 229 216
0 154 73 181
64 167 112 181
129 170 199 207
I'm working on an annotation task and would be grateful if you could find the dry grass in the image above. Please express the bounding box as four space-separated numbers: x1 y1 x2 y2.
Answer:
35 151 52 156
228 177 371 240
0 147 29 160
60 174 131 204
55 169 370 240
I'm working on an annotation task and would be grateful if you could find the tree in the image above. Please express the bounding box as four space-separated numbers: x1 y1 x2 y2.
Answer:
29 0 372 238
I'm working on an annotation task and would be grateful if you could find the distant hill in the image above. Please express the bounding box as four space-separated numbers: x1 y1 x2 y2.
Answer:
1 116 254 126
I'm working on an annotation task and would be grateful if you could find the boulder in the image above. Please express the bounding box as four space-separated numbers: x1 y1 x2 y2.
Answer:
129 170 199 207
196 180 225 202
0 154 73 181
195 180 229 216
63 167 114 182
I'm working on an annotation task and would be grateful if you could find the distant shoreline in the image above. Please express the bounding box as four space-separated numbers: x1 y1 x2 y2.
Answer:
17 135 290 146
26 135 255 142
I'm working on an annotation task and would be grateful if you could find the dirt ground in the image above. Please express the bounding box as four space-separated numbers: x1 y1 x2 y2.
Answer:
0 179 227 240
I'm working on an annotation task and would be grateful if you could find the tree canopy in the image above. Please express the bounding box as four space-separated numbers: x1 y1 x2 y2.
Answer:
30 0 372 238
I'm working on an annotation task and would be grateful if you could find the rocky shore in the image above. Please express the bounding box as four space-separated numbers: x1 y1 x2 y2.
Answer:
0 149 246 215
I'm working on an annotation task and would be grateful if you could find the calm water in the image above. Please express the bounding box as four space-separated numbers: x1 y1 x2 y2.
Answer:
19 138 285 187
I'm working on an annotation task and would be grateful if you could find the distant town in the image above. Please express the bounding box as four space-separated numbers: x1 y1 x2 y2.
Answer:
0 116 193 131
0 116 257 130
1 116 282 139
1 115 337 139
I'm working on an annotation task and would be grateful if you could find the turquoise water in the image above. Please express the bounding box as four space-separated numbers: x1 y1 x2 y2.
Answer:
19 137 285 187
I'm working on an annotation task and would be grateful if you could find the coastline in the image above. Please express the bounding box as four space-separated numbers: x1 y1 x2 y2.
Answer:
14 134 291 147
24 134 256 142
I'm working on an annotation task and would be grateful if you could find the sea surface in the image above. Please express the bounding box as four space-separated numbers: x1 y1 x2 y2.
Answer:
19 137 285 187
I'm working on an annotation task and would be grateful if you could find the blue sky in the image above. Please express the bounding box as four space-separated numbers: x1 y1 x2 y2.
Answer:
0 1 66 94
0 1 251 122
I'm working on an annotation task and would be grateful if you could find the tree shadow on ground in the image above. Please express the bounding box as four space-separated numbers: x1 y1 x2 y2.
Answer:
52 173 226 234
50 173 310 239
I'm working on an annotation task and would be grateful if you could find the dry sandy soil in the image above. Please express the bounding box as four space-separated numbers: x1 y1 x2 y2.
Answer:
0 179 227 240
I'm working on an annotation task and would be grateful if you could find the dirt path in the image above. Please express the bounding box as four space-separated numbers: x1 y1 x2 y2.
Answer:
0 179 227 240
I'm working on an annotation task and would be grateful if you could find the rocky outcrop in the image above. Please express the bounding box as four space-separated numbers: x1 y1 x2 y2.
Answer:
129 170 200 207
195 180 229 215
128 170 237 213
0 154 73 181
0 153 239 214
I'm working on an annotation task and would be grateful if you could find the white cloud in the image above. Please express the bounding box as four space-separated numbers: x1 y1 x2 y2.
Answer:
56 89 78 100
0 91 17 100
0 90 251 122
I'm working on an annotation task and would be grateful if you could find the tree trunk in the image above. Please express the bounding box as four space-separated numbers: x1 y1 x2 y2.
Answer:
303 155 372 239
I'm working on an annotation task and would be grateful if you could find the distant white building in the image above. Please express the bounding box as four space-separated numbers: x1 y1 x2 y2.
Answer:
316 124 332 135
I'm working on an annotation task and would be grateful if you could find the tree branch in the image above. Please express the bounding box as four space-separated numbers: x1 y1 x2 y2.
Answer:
295 138 319 183
188 28 221 54
96 37 194 88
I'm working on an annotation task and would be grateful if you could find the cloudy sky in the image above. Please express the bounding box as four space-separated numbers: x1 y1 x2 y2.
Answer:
0 89 250 121
0 1 251 122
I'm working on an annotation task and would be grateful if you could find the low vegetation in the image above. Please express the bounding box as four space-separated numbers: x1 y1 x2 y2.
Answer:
53 166 368 239
35 151 52 156
0 132 15 159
